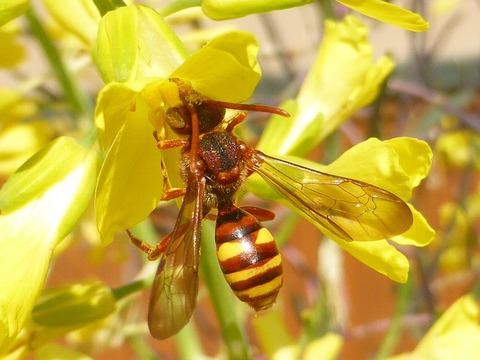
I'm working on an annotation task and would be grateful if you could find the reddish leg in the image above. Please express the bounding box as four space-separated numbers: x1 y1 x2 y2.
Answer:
241 206 276 221
225 111 248 133
153 130 188 150
127 229 167 260
159 161 186 200
127 222 190 261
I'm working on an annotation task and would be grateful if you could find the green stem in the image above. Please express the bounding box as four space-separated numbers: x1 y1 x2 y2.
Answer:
323 131 341 164
176 321 205 360
376 279 412 359
25 7 93 118
368 73 389 139
200 221 252 360
93 0 127 16
275 210 299 248
111 278 151 300
158 0 202 17
318 0 336 19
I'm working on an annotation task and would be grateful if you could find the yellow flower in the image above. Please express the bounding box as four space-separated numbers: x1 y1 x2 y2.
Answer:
0 137 98 355
249 16 434 282
252 307 343 360
200 0 429 32
95 10 433 282
389 294 480 360
303 333 344 360
93 5 188 84
436 129 480 169
322 137 434 282
337 0 429 31
432 0 463 15
94 5 261 244
251 137 434 282
258 15 395 157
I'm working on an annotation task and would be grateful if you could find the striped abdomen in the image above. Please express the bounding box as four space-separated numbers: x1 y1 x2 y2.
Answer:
215 205 283 311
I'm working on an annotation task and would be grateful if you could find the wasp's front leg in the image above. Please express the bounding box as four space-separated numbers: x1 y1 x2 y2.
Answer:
225 111 247 133
127 229 170 261
153 130 188 150
159 161 186 201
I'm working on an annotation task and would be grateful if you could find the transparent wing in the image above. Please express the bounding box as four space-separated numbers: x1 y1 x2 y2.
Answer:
148 176 205 339
248 152 413 241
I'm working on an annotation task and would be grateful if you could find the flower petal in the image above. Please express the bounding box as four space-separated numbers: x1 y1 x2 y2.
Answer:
337 240 410 283
0 137 98 354
93 5 188 83
324 138 412 199
337 0 429 32
248 138 421 205
385 137 433 188
172 31 261 102
0 137 97 212
436 130 480 170
391 295 480 359
304 333 344 360
95 82 145 151
391 206 435 247
95 98 163 245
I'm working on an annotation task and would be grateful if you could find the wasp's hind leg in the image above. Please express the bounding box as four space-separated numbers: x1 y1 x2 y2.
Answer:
126 229 175 261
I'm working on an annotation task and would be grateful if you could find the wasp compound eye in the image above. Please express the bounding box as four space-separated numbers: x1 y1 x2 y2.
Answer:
165 108 186 129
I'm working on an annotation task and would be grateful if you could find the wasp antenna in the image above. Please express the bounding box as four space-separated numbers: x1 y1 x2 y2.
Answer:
202 99 290 118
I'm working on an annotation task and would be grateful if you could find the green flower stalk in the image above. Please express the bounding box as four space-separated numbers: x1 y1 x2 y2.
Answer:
202 0 314 20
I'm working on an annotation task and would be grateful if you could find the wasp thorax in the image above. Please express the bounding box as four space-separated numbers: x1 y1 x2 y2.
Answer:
199 132 244 182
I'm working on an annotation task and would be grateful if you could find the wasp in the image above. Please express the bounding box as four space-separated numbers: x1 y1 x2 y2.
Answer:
127 78 413 339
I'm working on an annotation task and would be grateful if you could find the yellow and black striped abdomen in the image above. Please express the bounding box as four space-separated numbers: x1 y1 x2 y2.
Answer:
215 206 283 311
